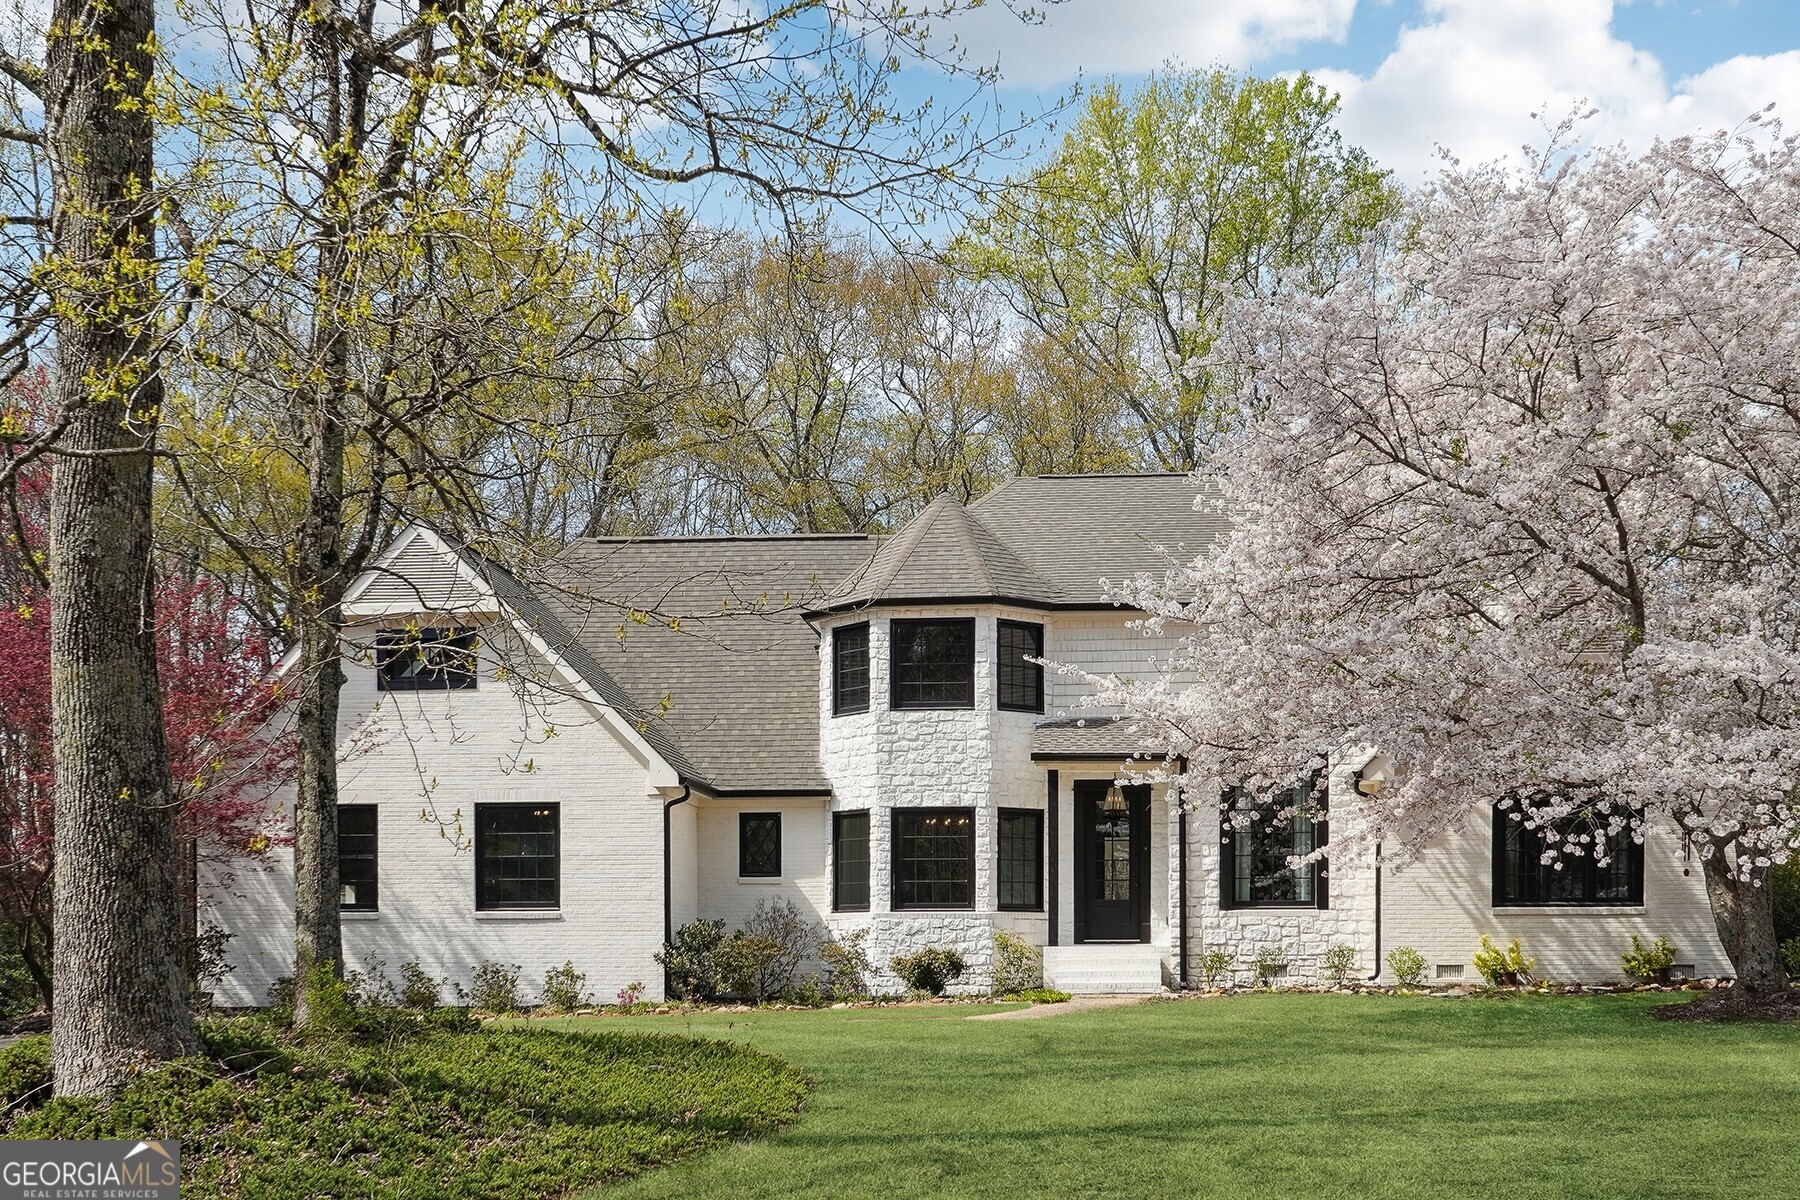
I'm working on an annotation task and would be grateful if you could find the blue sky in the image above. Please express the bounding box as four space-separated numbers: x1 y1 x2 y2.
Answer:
922 0 1800 181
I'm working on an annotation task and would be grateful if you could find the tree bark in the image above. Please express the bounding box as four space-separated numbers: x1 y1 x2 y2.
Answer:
1700 845 1788 996
44 0 198 1094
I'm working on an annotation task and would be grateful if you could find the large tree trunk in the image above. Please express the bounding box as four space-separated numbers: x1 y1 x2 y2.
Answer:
43 0 198 1094
1700 845 1788 997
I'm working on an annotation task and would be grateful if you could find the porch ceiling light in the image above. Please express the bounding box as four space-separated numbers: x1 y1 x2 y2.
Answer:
1103 783 1127 814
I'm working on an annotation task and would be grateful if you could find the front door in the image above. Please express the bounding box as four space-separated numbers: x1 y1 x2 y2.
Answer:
1074 781 1150 943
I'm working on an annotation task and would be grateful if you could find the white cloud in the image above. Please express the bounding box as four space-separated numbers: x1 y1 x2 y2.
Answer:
938 0 1358 89
1314 0 1800 181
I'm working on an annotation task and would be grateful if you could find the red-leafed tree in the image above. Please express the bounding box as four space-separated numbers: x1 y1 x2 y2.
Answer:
0 375 289 1011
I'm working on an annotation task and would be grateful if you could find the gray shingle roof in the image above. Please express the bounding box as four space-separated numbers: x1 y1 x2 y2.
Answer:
527 535 875 794
970 474 1227 604
449 474 1222 794
819 492 1063 611
1030 717 1163 760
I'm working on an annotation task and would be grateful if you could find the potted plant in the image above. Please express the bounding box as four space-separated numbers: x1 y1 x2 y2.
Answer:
1621 934 1679 985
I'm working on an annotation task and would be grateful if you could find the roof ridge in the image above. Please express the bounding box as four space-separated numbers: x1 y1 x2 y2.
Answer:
957 502 1060 597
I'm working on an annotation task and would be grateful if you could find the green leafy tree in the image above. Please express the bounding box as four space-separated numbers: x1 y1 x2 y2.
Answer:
958 66 1397 470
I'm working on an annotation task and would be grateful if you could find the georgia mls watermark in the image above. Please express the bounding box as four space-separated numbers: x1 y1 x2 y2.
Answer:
0 1140 179 1199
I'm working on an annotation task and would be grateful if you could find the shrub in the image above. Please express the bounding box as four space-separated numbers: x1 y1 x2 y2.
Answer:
0 1036 49 1111
781 976 826 1007
1781 936 1800 981
1196 949 1233 989
992 930 1044 995
890 947 967 996
346 958 397 1008
1775 858 1800 946
398 961 442 1011
294 962 361 1031
1249 947 1289 988
715 933 789 1001
1473 936 1535 986
189 924 235 1001
1320 943 1359 987
1620 934 1679 981
616 981 646 1006
469 961 523 1014
1011 987 1071 1004
541 961 589 1012
818 930 873 1000
1386 946 1428 988
656 918 727 1001
740 898 825 998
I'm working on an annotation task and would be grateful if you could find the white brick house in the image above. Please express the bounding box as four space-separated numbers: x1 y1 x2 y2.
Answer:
204 474 1731 1004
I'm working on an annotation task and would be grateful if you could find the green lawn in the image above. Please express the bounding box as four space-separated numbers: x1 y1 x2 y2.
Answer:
550 993 1800 1200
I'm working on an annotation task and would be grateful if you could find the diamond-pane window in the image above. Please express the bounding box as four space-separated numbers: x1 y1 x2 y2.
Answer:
740 813 782 878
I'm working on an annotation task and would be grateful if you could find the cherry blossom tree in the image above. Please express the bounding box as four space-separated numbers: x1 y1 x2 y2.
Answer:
1095 117 1800 1000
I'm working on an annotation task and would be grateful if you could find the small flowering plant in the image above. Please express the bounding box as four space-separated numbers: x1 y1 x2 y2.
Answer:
616 981 646 1006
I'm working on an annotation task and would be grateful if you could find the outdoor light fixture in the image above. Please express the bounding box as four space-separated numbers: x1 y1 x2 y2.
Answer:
1103 783 1127 814
1356 754 1392 796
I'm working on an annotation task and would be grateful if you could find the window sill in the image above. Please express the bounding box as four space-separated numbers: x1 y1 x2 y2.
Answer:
1491 905 1647 916
473 909 564 921
737 877 785 886
341 910 381 921
1221 904 1326 912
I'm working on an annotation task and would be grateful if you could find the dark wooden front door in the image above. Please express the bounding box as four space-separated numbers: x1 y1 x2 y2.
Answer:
1074 781 1150 943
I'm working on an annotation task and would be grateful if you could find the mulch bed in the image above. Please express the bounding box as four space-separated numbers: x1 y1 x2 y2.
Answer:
1651 987 1800 1022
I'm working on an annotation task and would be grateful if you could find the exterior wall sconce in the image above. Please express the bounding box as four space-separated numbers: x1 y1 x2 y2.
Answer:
1103 783 1127 814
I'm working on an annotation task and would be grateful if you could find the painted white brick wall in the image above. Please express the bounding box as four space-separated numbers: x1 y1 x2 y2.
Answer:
202 616 675 1006
1179 769 1730 986
1379 811 1730 983
693 798 831 932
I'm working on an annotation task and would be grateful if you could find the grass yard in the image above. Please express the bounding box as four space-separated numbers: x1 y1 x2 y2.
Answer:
556 992 1800 1200
0 1016 807 1199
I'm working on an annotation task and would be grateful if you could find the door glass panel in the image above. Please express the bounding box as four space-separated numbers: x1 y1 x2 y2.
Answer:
1094 812 1132 901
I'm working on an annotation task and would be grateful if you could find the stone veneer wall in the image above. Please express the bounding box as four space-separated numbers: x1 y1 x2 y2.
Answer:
817 606 1052 994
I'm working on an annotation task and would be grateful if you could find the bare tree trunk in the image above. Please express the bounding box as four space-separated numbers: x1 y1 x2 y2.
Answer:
1701 846 1787 997
290 601 346 1022
43 0 198 1094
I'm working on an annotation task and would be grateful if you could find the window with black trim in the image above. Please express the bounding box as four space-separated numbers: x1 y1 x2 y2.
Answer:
1220 774 1327 909
997 808 1043 911
740 812 782 878
890 619 975 709
377 627 478 691
475 803 559 910
997 620 1044 713
834 810 870 911
1493 806 1644 906
338 804 378 911
892 807 975 909
833 623 870 715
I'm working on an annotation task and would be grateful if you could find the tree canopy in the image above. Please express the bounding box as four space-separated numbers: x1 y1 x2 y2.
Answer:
1092 116 1800 997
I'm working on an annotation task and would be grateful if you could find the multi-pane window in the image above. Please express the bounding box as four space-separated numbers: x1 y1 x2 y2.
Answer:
338 804 378 911
377 627 479 691
740 812 782 878
996 620 1045 713
997 808 1044 911
475 803 560 910
892 807 975 909
1493 807 1645 906
833 623 870 715
890 619 975 709
834 811 871 912
1220 775 1327 909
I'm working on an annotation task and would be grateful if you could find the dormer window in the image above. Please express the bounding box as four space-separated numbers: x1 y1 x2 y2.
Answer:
377 627 478 691
890 618 975 710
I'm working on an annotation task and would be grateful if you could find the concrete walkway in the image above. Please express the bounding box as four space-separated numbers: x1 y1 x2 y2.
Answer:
969 994 1156 1020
